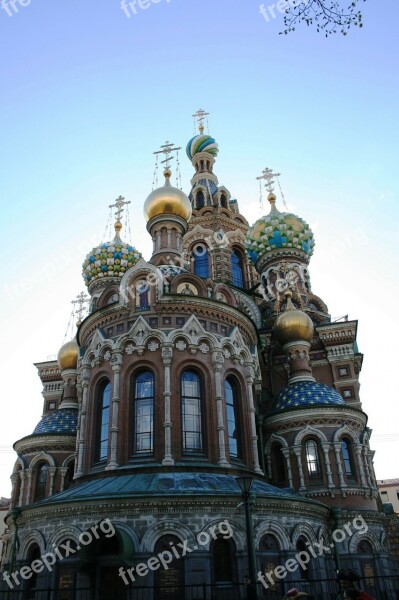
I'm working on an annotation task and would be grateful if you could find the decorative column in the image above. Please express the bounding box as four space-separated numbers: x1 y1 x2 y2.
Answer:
162 345 174 465
106 351 123 470
321 442 335 489
49 467 57 496
293 445 306 490
245 363 263 474
362 447 373 489
10 473 18 508
265 452 272 481
212 351 229 468
281 447 294 489
354 443 367 487
367 450 378 489
18 471 26 507
26 469 33 504
75 361 91 478
333 442 347 489
59 467 68 493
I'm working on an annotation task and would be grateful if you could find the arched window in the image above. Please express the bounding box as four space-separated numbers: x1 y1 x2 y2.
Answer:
35 463 48 500
97 380 111 462
296 537 311 580
196 191 205 209
213 538 235 583
357 540 376 590
26 545 41 593
259 534 281 592
231 250 244 288
224 378 242 459
220 193 227 208
181 370 203 452
305 440 321 478
271 444 287 485
193 244 209 278
133 371 154 454
341 438 354 477
64 461 75 490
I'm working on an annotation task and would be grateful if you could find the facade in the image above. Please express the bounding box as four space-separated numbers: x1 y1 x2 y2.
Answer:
378 479 399 514
0 498 10 570
2 121 399 599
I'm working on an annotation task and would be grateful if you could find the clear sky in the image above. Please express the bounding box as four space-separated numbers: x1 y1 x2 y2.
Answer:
1 0 398 497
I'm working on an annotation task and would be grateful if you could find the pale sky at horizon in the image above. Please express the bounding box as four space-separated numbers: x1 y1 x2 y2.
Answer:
1 0 398 498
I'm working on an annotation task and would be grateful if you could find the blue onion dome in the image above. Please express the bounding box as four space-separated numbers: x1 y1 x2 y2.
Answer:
186 134 219 160
245 192 315 266
271 381 345 414
82 225 142 288
32 408 78 435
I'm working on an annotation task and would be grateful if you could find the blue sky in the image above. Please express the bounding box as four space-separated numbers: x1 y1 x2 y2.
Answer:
1 0 398 496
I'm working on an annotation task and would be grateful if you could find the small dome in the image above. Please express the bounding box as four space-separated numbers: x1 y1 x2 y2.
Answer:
144 170 192 223
57 338 79 370
32 408 78 435
186 134 219 160
82 239 142 287
245 196 315 265
272 381 345 413
273 296 314 344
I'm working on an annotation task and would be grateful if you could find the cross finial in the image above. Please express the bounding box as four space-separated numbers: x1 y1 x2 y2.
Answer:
256 167 281 193
72 292 89 326
153 141 181 173
193 108 210 134
109 195 131 223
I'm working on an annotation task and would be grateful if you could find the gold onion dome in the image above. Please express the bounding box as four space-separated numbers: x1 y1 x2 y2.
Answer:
273 293 314 344
143 169 192 223
57 337 79 370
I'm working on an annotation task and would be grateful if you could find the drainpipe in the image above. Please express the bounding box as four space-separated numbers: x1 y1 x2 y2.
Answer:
330 507 342 572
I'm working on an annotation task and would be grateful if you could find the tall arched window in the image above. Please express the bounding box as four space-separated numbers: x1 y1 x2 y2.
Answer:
297 537 311 580
181 370 203 452
271 444 287 485
341 438 354 476
305 440 321 478
259 534 281 593
97 380 111 462
35 463 48 500
196 191 205 209
133 371 154 454
64 461 75 490
213 538 235 583
193 244 209 278
231 250 244 288
220 193 227 208
26 545 41 593
224 378 242 459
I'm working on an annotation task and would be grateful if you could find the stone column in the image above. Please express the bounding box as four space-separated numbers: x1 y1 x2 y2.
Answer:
167 228 172 248
18 471 26 507
354 443 367 487
10 473 18 508
26 469 33 504
333 442 347 488
106 351 123 470
293 445 306 490
59 467 68 493
321 442 335 489
367 451 378 489
362 447 372 488
212 351 229 468
162 346 174 466
49 467 57 496
245 364 263 474
281 447 294 489
75 362 90 478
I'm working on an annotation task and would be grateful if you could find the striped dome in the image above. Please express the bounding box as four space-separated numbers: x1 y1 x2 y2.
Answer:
272 381 345 414
186 134 219 160
33 409 78 435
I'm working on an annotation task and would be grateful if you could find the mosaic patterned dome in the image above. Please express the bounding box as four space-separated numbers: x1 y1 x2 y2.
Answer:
271 381 345 414
186 134 219 160
246 196 315 265
32 408 78 435
82 237 142 287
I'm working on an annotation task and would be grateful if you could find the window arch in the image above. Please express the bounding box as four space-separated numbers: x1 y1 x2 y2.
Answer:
35 463 49 501
196 191 205 209
220 193 228 208
259 534 281 592
212 538 236 584
193 243 209 278
96 380 111 462
181 370 203 452
271 444 287 486
305 439 321 479
341 438 354 477
132 371 154 454
224 378 242 459
296 537 311 580
25 545 41 593
231 250 244 288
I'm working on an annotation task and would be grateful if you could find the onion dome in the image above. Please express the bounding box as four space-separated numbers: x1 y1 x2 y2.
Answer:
82 228 142 287
57 337 79 370
273 294 314 344
32 408 78 435
144 169 192 223
186 134 219 160
271 381 345 413
245 192 315 266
